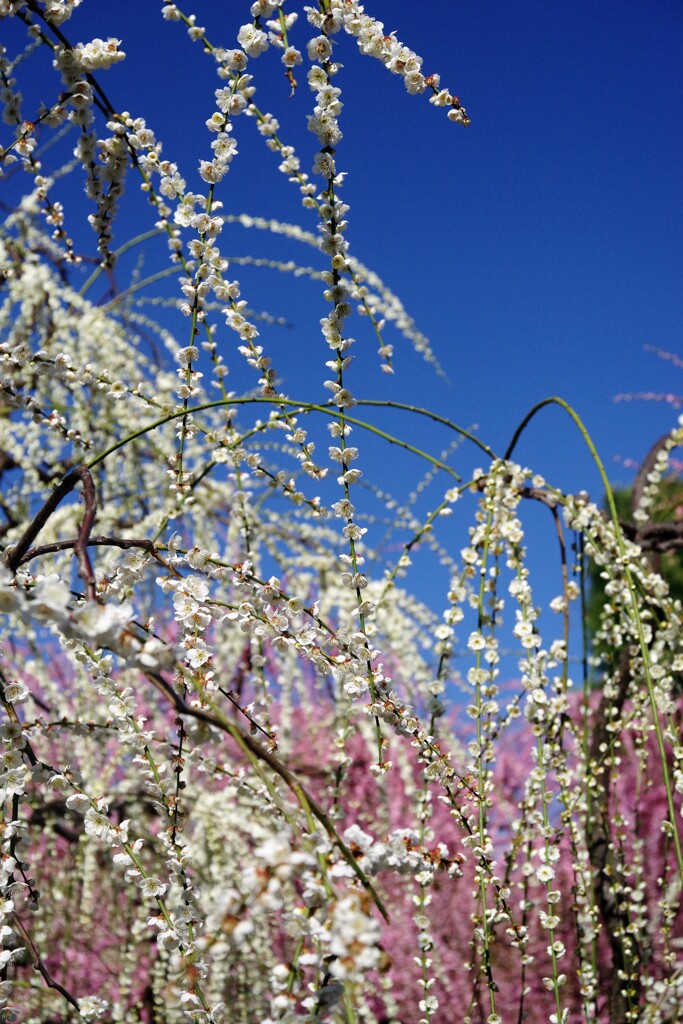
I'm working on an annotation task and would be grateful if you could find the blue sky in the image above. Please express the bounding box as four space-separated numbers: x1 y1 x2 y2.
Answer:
3 1 682 626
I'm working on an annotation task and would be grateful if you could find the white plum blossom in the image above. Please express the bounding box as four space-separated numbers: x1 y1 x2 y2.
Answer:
237 24 268 57
139 876 167 899
70 38 126 72
27 573 71 622
328 893 381 980
84 808 129 846
77 995 110 1020
0 765 30 800
0 570 25 614
70 600 134 645
66 793 91 814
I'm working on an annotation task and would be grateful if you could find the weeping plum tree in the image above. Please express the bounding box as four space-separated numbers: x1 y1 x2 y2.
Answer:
0 3 681 1023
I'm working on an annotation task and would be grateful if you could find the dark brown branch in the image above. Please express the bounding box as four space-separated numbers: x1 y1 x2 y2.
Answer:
4 465 106 599
518 479 683 555
17 535 174 571
74 466 97 600
621 519 683 554
0 450 18 476
11 913 82 1014
5 467 85 573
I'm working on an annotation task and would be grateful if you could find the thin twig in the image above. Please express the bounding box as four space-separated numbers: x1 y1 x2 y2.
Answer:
18 535 179 575
11 913 82 1014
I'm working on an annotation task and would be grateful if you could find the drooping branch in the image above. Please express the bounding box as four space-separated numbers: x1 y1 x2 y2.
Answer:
144 670 389 923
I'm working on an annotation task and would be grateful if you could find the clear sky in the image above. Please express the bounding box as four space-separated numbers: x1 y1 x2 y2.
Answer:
3 1 683 623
